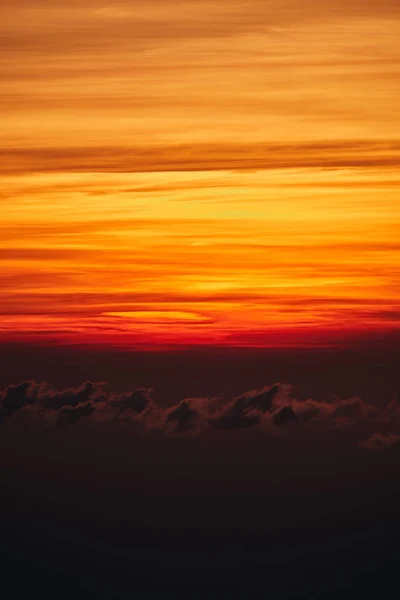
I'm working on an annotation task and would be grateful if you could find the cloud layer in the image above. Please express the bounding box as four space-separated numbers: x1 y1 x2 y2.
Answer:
1 379 399 449
2 141 400 175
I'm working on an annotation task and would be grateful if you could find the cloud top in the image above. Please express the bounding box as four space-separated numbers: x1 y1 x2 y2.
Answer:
1 379 399 448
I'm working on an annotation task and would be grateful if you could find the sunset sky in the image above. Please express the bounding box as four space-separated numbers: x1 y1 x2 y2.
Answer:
3 6 400 596
2 0 400 348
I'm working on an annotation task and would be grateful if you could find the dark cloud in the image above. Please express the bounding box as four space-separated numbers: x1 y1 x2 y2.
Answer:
0 381 35 424
0 379 158 427
40 381 105 410
1 379 400 447
358 432 400 450
332 397 365 420
110 388 153 415
210 384 279 430
164 399 202 433
273 405 297 426
297 405 321 422
210 411 260 430
56 401 96 427
245 384 280 412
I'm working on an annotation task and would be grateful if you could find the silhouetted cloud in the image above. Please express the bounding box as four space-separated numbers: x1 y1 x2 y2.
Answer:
164 399 203 433
110 388 154 415
358 432 400 450
56 402 96 427
1 379 399 447
273 405 298 426
0 380 152 427
0 381 35 424
40 381 105 410
210 384 280 430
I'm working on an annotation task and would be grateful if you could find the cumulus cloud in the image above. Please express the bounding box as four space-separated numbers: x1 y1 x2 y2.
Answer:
0 380 106 425
110 388 154 416
272 405 298 426
0 380 159 429
1 380 400 447
40 381 106 410
0 381 36 424
56 402 96 427
163 398 206 434
209 385 279 430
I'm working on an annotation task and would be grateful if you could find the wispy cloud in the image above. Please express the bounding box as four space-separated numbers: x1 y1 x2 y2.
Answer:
1 1 399 347
2 141 400 175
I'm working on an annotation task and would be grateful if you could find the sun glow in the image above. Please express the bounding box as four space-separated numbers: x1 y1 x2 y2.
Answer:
1 1 400 348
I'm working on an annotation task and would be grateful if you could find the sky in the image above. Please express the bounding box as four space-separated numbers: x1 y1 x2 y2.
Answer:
2 4 400 597
1 0 400 348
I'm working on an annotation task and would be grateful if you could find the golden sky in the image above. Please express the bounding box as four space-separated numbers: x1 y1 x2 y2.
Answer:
1 1 400 347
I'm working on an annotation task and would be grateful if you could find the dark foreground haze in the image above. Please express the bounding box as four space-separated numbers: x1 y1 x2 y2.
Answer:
1 344 399 598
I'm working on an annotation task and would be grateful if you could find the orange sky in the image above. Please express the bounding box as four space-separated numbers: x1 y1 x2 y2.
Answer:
1 1 400 348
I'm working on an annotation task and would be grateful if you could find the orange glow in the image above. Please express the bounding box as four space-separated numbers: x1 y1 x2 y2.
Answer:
1 1 400 348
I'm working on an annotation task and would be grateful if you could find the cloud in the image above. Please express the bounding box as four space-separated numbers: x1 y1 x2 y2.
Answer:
2 2 399 58
56 402 96 427
40 381 106 410
2 141 400 175
358 432 400 451
1 379 400 447
0 381 36 424
332 397 365 420
0 380 160 427
210 384 280 430
163 398 205 434
273 405 298 426
110 388 154 415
